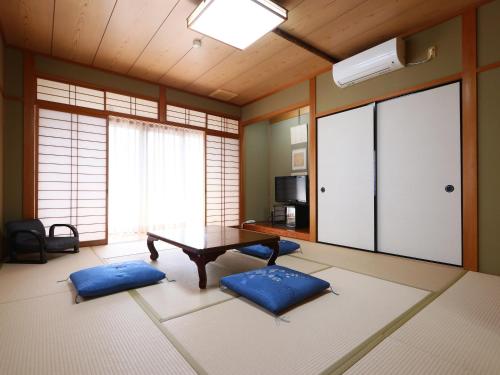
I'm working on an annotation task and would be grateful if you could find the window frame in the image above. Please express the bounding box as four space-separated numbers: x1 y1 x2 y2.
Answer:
31 75 242 245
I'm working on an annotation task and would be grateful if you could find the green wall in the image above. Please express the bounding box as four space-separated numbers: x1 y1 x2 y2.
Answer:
241 80 309 121
269 114 309 204
477 0 500 276
167 88 241 118
34 55 241 118
3 47 24 226
244 121 270 221
478 69 500 276
478 0 500 67
316 17 462 114
35 55 159 99
243 113 309 221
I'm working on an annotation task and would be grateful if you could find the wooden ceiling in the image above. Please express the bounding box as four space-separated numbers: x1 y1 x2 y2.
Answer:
0 0 485 105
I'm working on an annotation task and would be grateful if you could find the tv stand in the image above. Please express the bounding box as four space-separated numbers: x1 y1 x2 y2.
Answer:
242 221 310 241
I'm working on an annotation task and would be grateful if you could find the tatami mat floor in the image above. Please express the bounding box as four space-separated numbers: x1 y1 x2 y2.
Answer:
0 238 497 374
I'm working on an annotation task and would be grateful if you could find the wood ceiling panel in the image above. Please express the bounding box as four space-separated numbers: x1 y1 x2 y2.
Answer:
303 0 426 59
158 36 235 89
52 0 116 65
332 0 483 58
233 54 328 105
220 44 325 104
92 0 178 73
0 0 54 53
185 33 290 96
186 0 365 97
127 0 200 82
0 0 488 105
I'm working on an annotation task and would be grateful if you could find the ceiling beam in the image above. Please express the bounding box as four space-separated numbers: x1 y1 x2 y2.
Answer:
272 28 338 64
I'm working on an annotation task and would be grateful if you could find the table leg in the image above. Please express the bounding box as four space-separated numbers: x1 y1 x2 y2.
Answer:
183 249 226 289
147 236 159 261
267 239 280 266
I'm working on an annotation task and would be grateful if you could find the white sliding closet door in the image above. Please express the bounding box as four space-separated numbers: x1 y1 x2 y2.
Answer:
317 104 375 251
377 82 462 265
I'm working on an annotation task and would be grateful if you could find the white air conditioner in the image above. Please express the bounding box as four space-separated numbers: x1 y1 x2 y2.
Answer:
332 38 405 88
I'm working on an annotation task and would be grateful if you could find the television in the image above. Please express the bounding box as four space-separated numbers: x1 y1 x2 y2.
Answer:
275 175 308 204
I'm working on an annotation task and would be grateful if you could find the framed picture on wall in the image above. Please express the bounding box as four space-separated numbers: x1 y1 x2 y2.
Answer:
292 148 307 171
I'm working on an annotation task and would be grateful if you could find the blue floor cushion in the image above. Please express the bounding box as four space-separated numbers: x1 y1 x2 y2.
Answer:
70 260 165 298
238 240 300 259
220 265 330 314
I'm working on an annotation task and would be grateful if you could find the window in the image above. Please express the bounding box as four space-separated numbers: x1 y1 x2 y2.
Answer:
206 135 240 226
37 109 107 243
106 92 158 119
166 105 206 128
108 117 205 234
37 78 159 119
37 78 105 110
207 114 239 134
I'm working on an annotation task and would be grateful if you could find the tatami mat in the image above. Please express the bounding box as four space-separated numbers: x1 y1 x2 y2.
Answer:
106 249 328 321
163 267 430 375
0 248 103 304
286 237 464 292
0 291 196 375
344 337 472 375
347 271 500 375
92 239 177 259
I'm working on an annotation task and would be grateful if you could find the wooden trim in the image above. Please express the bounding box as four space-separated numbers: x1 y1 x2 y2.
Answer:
315 73 463 118
477 60 500 74
462 9 478 271
239 126 245 223
241 100 310 126
166 100 240 121
36 72 158 101
159 85 166 122
23 51 36 219
308 78 317 242
105 116 109 245
204 132 208 226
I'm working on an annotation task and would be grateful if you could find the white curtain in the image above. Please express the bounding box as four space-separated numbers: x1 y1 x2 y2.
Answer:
109 117 205 235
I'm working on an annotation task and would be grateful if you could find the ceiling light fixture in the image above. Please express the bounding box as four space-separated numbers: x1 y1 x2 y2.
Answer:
187 0 287 50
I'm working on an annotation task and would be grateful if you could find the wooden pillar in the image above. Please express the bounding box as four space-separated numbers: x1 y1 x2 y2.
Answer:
462 9 478 271
23 51 36 219
308 78 317 242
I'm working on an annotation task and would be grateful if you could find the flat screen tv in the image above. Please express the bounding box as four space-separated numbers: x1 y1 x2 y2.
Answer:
275 175 308 204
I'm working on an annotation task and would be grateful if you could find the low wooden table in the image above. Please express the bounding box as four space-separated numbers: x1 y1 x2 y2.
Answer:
147 225 280 289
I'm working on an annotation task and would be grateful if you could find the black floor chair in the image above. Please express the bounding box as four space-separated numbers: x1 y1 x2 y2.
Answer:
5 219 79 264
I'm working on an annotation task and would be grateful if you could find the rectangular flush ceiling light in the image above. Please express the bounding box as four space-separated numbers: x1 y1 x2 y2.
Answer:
187 0 288 50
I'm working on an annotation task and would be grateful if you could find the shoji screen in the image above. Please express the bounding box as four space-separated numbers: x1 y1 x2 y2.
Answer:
206 135 240 226
317 104 375 251
377 83 462 265
37 109 107 244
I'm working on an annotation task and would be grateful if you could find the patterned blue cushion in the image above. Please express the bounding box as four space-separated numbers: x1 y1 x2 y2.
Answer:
220 265 330 314
238 240 300 259
70 260 165 298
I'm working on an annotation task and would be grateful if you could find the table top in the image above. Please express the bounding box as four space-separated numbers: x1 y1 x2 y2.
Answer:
147 225 280 253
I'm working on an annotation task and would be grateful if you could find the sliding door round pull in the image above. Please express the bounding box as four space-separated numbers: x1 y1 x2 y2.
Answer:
320 187 326 193
445 185 455 193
